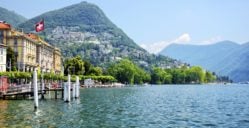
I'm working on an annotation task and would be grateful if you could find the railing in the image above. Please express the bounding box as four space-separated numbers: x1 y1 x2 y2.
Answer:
4 82 65 95
6 84 33 94
46 82 63 89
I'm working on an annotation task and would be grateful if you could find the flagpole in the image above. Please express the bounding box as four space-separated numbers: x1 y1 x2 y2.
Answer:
42 18 45 39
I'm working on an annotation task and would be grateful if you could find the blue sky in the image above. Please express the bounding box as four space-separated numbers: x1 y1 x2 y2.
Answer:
1 0 249 53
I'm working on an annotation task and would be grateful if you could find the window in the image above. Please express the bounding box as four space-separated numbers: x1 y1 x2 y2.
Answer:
14 38 18 45
0 48 2 55
0 31 3 44
0 56 3 63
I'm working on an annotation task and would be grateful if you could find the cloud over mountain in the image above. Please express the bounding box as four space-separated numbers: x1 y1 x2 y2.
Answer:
140 33 191 54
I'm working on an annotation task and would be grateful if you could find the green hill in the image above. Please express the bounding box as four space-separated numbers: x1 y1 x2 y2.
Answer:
18 2 181 69
0 6 27 27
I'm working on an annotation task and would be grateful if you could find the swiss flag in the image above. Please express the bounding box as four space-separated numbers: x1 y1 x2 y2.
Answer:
35 19 44 32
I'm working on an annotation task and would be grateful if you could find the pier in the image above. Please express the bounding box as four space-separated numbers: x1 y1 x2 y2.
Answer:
0 74 81 103
1 83 64 100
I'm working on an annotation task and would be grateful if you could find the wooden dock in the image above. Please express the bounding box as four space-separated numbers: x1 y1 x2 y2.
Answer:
1 84 64 100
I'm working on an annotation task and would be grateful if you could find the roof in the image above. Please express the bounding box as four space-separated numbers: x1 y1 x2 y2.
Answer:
4 25 62 53
26 33 50 45
26 33 61 52
27 33 39 41
10 30 38 43
0 22 11 30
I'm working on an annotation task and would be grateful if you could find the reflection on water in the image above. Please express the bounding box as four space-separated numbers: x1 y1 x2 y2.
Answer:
0 85 249 127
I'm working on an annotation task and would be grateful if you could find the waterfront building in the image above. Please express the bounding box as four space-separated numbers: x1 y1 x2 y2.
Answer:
53 48 62 74
0 21 10 44
0 44 7 72
0 22 62 73
0 22 9 72
7 29 38 72
27 33 55 73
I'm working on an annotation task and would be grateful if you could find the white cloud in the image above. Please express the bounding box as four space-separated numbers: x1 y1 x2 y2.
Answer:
200 36 222 45
140 41 172 54
173 33 191 43
140 33 191 54
140 34 224 54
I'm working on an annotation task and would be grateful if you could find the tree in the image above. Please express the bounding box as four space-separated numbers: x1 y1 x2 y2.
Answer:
6 47 17 71
134 66 151 84
83 60 92 75
185 66 205 84
151 67 172 84
149 65 217 85
88 67 103 76
108 59 135 84
205 71 216 83
108 59 149 84
64 56 85 75
169 68 186 84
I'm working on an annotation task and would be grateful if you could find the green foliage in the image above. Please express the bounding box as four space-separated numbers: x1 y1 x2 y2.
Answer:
0 71 31 79
6 47 17 71
185 66 205 83
80 75 116 83
108 59 134 84
61 75 115 83
64 56 85 75
88 67 103 76
151 67 172 84
0 71 66 81
134 66 151 84
0 58 217 85
83 60 92 75
168 68 186 84
108 59 150 84
205 71 216 83
64 56 104 76
151 66 217 84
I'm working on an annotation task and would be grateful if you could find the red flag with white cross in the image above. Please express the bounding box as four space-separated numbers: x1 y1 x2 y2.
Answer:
35 19 44 32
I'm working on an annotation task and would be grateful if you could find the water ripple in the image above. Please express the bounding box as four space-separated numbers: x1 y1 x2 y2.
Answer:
0 85 249 127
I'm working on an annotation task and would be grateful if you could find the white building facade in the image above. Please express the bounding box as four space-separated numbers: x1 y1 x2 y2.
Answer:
0 44 6 72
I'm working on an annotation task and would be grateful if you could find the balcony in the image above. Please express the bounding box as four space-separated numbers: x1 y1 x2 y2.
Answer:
26 53 35 58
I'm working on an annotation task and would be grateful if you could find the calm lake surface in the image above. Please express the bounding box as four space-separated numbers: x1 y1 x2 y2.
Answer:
1 84 249 127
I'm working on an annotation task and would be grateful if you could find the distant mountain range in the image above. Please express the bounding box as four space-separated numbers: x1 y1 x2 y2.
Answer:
160 41 249 82
0 2 182 69
0 6 27 27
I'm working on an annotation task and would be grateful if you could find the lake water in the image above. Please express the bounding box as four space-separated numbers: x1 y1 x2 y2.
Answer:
0 84 249 127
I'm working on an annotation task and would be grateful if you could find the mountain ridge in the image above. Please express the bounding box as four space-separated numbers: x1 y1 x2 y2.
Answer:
0 6 27 27
160 41 249 82
18 1 181 69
